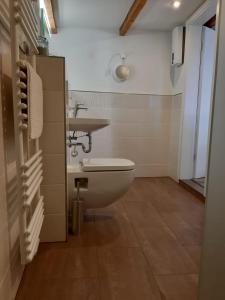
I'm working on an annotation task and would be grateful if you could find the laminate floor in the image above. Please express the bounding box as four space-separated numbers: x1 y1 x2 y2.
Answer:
16 178 204 300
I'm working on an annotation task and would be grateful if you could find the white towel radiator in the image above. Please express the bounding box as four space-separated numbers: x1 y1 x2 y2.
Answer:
10 0 44 264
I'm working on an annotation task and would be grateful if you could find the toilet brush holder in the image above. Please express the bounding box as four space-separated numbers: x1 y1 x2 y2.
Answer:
71 181 84 235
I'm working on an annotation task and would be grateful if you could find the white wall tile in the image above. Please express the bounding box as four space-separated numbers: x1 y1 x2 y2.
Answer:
137 138 170 165
43 91 65 122
110 123 141 138
68 91 179 177
43 154 66 185
36 57 65 91
40 122 65 154
40 214 67 242
138 123 170 139
168 94 182 181
38 56 67 244
41 184 66 215
135 165 169 177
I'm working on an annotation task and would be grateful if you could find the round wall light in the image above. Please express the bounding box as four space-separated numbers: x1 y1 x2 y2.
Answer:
114 64 130 82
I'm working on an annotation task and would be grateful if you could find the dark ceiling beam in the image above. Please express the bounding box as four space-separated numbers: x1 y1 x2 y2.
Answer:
119 0 147 36
44 0 57 33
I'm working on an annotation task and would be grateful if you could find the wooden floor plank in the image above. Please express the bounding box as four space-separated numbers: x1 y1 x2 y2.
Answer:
16 178 204 300
16 278 100 300
155 274 199 300
186 245 202 270
98 247 162 300
160 212 203 246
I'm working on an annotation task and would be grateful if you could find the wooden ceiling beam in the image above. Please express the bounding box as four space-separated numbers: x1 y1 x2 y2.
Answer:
44 0 57 33
119 0 147 36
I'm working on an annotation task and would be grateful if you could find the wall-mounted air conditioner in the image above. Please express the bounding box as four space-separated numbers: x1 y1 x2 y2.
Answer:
171 26 185 66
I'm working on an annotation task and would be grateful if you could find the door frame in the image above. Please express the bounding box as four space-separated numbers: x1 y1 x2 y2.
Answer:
179 0 218 183
193 26 216 181
199 0 225 297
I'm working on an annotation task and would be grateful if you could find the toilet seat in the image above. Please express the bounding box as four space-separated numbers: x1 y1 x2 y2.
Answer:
81 158 135 172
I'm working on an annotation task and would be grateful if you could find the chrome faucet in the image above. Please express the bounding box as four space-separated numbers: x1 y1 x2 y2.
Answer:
75 103 88 117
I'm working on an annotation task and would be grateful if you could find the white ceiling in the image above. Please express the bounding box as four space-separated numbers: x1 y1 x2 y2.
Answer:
57 0 206 31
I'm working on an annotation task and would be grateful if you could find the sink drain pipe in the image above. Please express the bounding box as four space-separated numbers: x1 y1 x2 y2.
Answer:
68 133 92 155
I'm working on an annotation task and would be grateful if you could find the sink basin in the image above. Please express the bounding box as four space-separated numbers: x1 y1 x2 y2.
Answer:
68 117 110 133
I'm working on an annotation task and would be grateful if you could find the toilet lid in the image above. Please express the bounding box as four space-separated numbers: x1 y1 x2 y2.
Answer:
81 158 135 172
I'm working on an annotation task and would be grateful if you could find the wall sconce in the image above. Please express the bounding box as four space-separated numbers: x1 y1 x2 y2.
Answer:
108 53 131 82
114 63 130 82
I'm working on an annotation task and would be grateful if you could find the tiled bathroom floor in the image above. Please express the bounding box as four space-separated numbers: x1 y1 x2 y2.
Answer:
16 178 204 300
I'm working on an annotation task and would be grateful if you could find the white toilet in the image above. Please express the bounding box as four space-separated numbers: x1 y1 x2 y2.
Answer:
67 158 135 209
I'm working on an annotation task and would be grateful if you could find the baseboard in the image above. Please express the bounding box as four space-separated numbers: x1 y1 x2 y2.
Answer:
179 180 206 202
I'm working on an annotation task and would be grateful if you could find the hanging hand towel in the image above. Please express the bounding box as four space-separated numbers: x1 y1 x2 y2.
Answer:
26 61 43 139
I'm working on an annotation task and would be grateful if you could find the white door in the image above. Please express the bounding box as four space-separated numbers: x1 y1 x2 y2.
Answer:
194 27 216 179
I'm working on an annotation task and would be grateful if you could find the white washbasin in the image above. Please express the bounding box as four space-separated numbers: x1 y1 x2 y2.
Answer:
68 117 110 133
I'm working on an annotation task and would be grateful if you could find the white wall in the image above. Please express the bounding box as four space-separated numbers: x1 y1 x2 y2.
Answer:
170 26 203 180
50 28 182 178
49 28 173 95
173 1 218 180
179 25 203 179
194 27 216 178
168 94 183 181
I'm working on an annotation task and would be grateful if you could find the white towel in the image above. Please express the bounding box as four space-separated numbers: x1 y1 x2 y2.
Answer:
26 62 43 139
